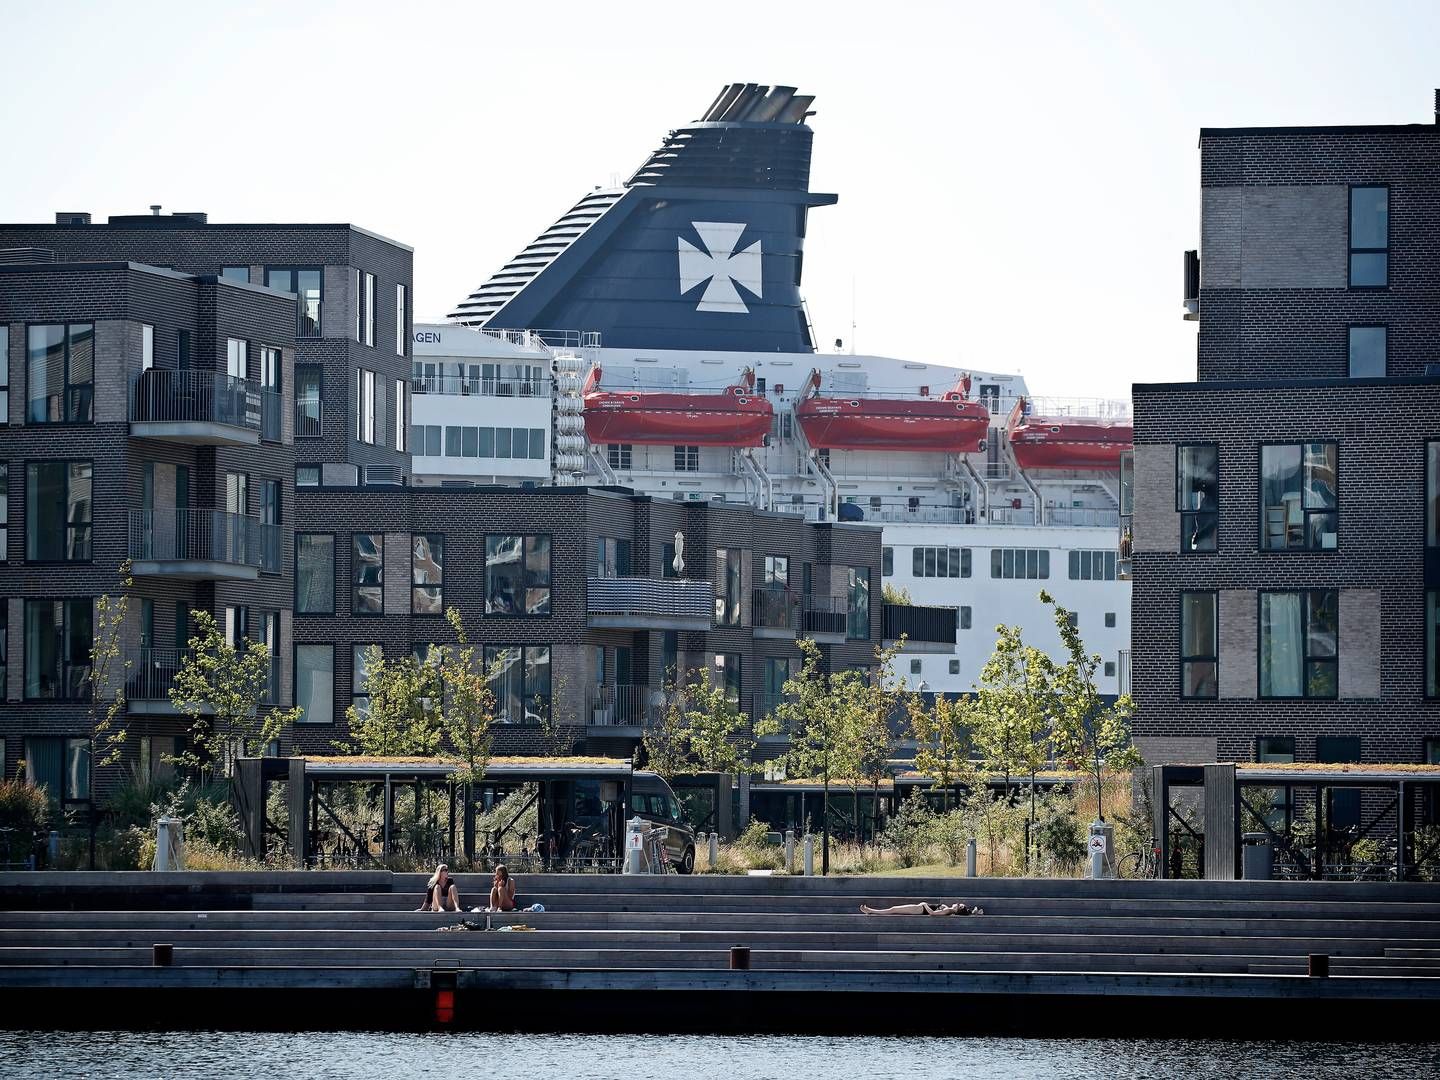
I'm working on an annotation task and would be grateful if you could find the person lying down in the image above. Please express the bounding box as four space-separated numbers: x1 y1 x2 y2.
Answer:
860 901 983 916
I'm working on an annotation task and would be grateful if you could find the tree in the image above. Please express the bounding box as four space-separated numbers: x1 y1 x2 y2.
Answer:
441 607 505 787
906 690 979 810
881 583 913 605
846 638 905 843
1041 590 1141 823
170 610 300 776
340 646 443 758
642 666 755 780
89 561 134 769
774 638 837 871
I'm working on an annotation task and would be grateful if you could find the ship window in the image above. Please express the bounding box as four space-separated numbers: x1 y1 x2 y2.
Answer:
607 444 632 470
1068 550 1118 581
1348 326 1386 378
912 546 970 578
1260 443 1337 551
958 606 972 630
948 659 960 675
1259 590 1338 699
990 548 1049 580
1177 444 1218 553
1180 591 1217 699
1348 185 1388 288
882 547 893 577
1105 612 1117 628
674 445 700 472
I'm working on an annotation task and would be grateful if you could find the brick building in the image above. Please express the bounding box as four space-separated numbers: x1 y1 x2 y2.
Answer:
1130 92 1440 776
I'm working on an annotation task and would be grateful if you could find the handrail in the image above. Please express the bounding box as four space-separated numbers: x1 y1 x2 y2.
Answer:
129 369 280 436
295 397 323 438
126 646 277 704
410 375 550 397
127 509 280 570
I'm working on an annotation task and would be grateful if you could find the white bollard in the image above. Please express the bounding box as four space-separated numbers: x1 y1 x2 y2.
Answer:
784 829 795 872
965 838 977 877
624 816 646 875
803 832 814 876
708 830 719 870
153 816 185 872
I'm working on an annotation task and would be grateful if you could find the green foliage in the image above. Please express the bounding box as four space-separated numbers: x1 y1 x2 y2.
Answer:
879 790 936 868
643 667 755 780
0 777 50 835
341 645 443 757
89 561 134 769
1033 789 1087 873
906 692 978 806
170 609 301 772
881 583 912 605
969 622 1059 788
441 607 504 786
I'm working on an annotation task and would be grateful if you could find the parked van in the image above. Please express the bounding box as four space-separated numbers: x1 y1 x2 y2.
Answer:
629 772 697 873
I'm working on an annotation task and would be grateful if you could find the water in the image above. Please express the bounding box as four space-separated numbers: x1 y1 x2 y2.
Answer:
0 1033 1434 1079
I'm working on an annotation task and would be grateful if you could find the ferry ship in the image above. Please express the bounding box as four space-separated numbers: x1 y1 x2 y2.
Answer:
413 83 1132 696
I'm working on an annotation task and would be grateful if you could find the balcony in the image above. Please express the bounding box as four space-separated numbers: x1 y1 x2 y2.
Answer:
751 588 798 639
411 374 549 397
586 577 713 631
588 684 666 729
883 603 958 654
125 648 277 715
799 594 849 643
296 398 323 438
129 369 280 445
128 509 280 580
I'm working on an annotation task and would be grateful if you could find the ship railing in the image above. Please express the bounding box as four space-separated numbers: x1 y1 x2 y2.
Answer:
410 374 549 397
1021 396 1132 420
472 327 595 352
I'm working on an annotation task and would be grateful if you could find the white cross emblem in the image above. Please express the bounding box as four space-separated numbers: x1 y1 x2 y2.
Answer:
678 222 762 313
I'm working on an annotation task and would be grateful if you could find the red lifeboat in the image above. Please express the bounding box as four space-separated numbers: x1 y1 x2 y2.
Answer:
582 365 773 447
794 370 990 453
1006 397 1133 470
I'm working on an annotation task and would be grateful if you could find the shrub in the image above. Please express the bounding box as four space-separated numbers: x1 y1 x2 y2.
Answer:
1034 796 1086 874
0 778 49 836
879 791 936 868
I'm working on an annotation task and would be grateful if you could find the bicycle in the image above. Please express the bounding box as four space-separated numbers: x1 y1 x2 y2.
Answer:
1117 836 1159 879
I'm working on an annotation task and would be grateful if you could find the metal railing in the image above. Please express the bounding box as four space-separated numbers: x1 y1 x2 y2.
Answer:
588 684 666 727
883 603 958 646
586 577 714 621
751 588 798 631
129 369 280 438
799 594 850 638
128 509 280 571
410 375 550 397
295 398 323 438
126 647 277 704
1023 396 1132 420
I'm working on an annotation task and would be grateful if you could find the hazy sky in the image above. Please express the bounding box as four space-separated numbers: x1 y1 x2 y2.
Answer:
3 1 1437 399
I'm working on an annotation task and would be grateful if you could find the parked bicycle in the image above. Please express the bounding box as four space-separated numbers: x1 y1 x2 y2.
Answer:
1117 836 1160 879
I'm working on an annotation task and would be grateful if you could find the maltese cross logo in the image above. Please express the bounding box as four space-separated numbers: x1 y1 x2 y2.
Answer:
678 222 762 313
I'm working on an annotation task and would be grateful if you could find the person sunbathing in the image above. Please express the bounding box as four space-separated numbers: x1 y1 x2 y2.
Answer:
860 901 982 916
418 864 461 912
487 864 517 912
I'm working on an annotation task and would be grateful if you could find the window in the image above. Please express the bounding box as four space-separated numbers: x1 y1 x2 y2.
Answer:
361 272 376 346
446 426 462 457
357 369 376 444
674 445 700 472
24 737 90 803
295 644 334 724
714 548 742 626
910 658 922 675
607 444 632 470
353 534 383 615
1348 185 1388 288
26 461 92 561
295 365 322 438
1257 737 1295 764
661 541 680 579
989 548 1050 579
260 479 280 572
220 266 249 283
1259 590 1338 699
176 330 190 369
394 379 406 451
412 533 445 614
1103 661 1116 678
26 323 93 423
486 645 551 724
0 329 8 419
882 546 893 577
595 537 631 579
352 644 379 721
296 464 320 488
296 534 335 614
141 324 154 371
1068 550 1118 581
395 283 407 356
1348 326 1386 379
1428 590 1440 699
912 546 970 578
1318 735 1362 827
485 534 551 615
410 424 441 457
1180 591 1217 699
24 599 91 700
1260 443 1337 550
260 346 280 392
848 567 870 639
958 606 972 630
1177 444 1218 553
0 463 8 557
226 337 247 380
714 652 741 702
948 659 960 675
763 555 788 588
761 657 790 702
265 267 323 337
225 471 248 515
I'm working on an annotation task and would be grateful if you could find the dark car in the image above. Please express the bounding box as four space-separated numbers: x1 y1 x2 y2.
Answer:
629 773 697 873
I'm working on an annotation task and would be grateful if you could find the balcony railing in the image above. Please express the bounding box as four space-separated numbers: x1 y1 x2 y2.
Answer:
296 398 323 438
129 369 280 443
126 647 277 710
587 577 714 630
799 594 849 639
128 509 280 574
751 588 798 634
883 603 958 651
588 684 666 727
410 375 549 397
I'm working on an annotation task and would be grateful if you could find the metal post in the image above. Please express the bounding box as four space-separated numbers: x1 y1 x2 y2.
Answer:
965 838 977 877
1397 780 1406 881
784 829 795 872
803 832 814 876
708 830 719 870
383 774 393 858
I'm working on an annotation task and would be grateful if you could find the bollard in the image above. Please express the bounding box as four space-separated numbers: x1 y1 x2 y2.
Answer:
152 944 173 967
708 830 719 870
965 838 977 878
803 833 814 876
1308 954 1330 978
48 831 60 866
624 816 646 875
729 946 751 970
784 829 795 872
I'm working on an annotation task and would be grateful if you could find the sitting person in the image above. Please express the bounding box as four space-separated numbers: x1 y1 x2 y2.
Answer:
860 901 982 916
488 864 517 912
417 863 461 912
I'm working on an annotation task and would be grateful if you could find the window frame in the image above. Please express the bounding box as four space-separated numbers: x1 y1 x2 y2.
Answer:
356 368 377 445
607 444 632 470
484 533 552 617
24 458 93 563
1347 183 1389 290
1179 589 1218 700
351 532 385 616
673 445 700 472
25 321 95 425
1347 324 1387 379
484 643 553 725
1257 588 1339 700
1176 442 1219 554
394 378 406 451
411 532 445 615
294 642 336 725
23 597 93 701
264 266 323 338
295 533 336 615
395 283 407 357
1257 441 1339 552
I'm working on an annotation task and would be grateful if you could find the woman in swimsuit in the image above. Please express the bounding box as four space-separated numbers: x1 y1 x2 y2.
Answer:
489 864 517 912
419 864 461 912
860 901 982 916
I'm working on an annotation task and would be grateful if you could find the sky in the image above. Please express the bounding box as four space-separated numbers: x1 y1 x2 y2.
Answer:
3 0 1437 400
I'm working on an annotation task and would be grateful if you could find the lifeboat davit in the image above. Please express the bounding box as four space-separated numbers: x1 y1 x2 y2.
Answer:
794 370 990 453
582 365 773 447
1006 397 1133 470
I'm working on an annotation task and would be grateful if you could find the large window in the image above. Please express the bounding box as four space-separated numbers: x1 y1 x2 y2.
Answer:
295 643 334 724
1428 590 1440 699
0 463 9 558
1259 590 1338 699
24 736 90 803
296 365 322 438
714 652 742 702
1348 325 1386 379
357 368 377 444
26 461 91 561
1349 185 1388 288
394 379 406 451
362 272 376 347
436 425 546 460
674 445 700 472
1068 549 1118 581
714 548 742 626
353 533 383 615
352 644 379 721
265 267 323 337
486 645 551 724
763 555 788 588
226 337 247 380
595 537 631 579
848 567 871 640
608 444 632 470
1177 443 1217 552
26 323 93 423
1428 442 1440 549
486 534 551 615
1180 591 1218 699
296 534 335 614
0 329 8 419
989 548 1050 579
395 284 407 356
412 533 445 614
1260 442 1337 551
24 598 91 700
912 546 970 578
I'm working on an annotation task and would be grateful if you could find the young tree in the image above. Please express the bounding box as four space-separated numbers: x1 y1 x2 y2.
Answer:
847 638 905 844
642 666 755 780
169 610 301 777
340 646 443 758
89 561 134 769
774 638 837 871
1041 590 1141 823
441 607 505 787
881 583 913 605
906 690 979 810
